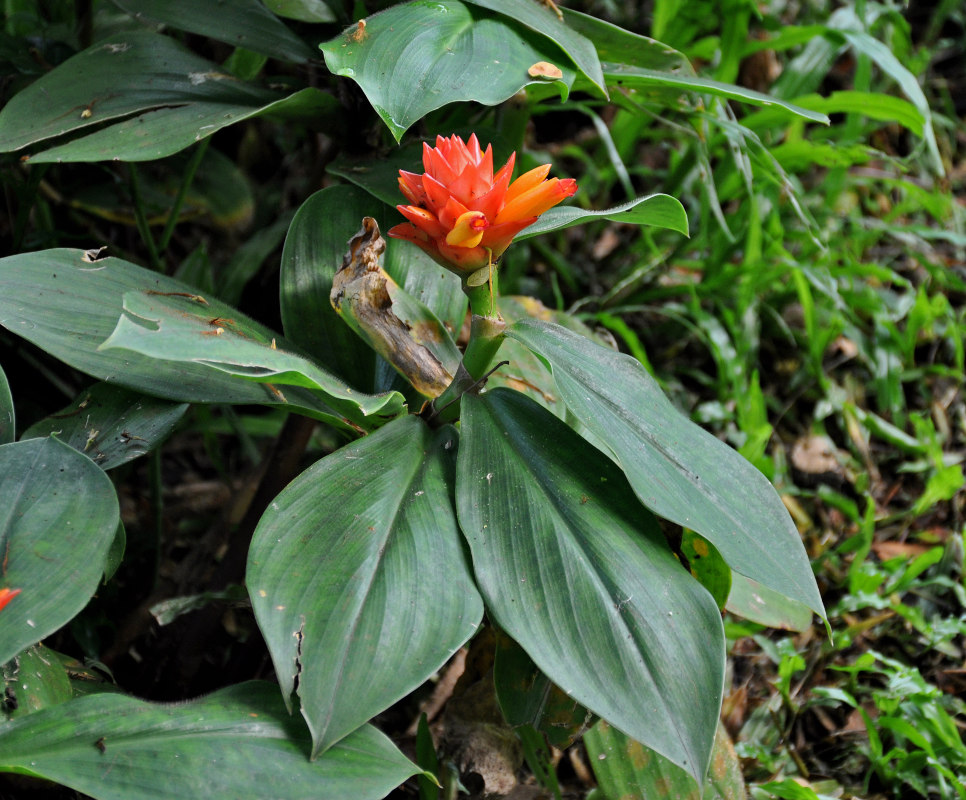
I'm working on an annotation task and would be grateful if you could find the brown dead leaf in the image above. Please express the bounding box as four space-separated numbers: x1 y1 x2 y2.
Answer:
528 61 563 80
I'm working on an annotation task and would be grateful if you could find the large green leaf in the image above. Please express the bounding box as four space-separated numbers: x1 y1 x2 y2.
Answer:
462 0 605 95
111 0 316 62
24 383 187 470
0 249 404 428
0 438 120 664
0 682 419 800
248 416 483 757
0 363 12 444
320 0 575 142
725 573 813 632
100 290 404 430
506 319 825 622
456 389 724 784
560 8 827 124
517 193 689 239
585 719 746 800
0 31 336 162
280 186 386 390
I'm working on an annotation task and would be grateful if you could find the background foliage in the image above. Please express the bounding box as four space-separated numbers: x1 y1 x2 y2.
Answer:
1 0 964 798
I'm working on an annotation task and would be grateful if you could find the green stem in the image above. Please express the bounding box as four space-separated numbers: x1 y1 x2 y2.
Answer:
427 265 506 424
128 164 162 271
158 138 210 252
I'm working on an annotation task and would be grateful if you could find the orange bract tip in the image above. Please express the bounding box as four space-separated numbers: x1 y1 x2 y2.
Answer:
0 587 22 613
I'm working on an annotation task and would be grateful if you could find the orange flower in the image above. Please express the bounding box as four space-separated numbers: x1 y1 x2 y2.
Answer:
388 134 577 273
0 587 21 613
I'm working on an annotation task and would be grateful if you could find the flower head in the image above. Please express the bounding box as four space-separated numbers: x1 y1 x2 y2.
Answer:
0 587 21 613
388 134 577 274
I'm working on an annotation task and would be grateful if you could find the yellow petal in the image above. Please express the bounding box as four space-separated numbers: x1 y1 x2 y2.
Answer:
445 211 488 248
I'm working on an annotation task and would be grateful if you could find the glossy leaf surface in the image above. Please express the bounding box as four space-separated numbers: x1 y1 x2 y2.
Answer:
24 383 187 470
266 0 336 22
0 364 12 444
517 192 689 239
0 682 419 800
462 0 605 94
725 573 814 632
0 32 334 162
100 290 404 431
507 319 825 622
0 438 119 664
248 416 483 756
457 389 724 783
0 249 404 428
279 186 386 390
320 0 575 141
112 0 315 62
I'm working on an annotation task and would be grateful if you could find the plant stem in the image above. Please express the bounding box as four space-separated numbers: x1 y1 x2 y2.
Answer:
128 164 163 271
462 266 506 379
158 138 210 252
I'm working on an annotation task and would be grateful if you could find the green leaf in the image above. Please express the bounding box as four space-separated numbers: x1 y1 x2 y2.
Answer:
506 319 825 623
462 0 605 95
601 64 829 123
561 8 692 73
2 645 74 721
585 719 747 800
725 572 812 631
248 416 483 756
265 0 336 23
763 91 924 137
456 389 724 784
0 682 419 800
280 186 386 390
100 290 404 431
517 193 689 240
0 438 120 664
680 531 732 611
320 0 575 142
0 249 403 428
111 0 316 62
493 630 595 749
485 296 599 419
23 382 187 471
328 140 426 207
562 8 827 122
769 140 878 170
840 30 942 174
0 363 12 445
0 32 336 162
383 242 468 345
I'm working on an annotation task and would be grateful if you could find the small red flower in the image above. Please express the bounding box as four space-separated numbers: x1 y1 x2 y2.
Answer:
388 134 577 273
0 586 21 613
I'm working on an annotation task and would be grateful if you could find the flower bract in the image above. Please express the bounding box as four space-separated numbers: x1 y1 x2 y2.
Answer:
0 586 21 613
388 134 577 274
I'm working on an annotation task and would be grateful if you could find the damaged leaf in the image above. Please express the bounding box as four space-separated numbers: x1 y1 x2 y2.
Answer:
331 218 460 398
